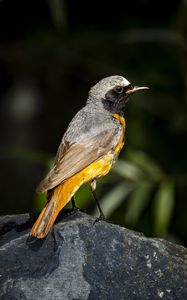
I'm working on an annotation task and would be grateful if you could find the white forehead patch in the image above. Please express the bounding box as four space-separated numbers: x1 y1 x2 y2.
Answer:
89 75 131 98
122 77 130 86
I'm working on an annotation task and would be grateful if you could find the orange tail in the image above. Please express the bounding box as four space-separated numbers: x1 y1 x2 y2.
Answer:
30 175 83 239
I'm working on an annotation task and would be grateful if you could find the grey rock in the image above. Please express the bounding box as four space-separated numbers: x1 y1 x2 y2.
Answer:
0 211 186 300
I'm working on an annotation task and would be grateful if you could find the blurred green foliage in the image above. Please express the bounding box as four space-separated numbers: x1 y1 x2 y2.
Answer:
0 0 186 246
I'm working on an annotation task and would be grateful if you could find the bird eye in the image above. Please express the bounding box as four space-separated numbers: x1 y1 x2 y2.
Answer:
114 86 124 94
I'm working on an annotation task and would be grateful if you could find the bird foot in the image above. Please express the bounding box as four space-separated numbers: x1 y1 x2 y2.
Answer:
70 207 87 214
93 214 106 225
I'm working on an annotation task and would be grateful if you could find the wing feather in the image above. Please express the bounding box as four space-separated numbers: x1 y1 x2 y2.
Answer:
36 128 119 193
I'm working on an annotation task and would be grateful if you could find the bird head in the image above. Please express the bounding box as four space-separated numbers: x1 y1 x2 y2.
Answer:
87 75 149 114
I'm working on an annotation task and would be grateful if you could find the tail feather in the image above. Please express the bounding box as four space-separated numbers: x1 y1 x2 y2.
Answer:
30 184 71 239
30 196 56 238
30 175 84 238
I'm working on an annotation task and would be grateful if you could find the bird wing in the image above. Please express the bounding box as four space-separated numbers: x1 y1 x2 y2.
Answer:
36 127 120 193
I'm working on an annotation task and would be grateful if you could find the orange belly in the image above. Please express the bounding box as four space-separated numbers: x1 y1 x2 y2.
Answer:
53 150 118 209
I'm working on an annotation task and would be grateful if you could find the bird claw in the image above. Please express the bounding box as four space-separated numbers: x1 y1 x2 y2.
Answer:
70 207 87 214
93 214 106 225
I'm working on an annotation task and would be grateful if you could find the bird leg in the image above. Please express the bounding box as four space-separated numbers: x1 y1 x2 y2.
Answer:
71 196 87 214
71 196 77 209
90 180 106 221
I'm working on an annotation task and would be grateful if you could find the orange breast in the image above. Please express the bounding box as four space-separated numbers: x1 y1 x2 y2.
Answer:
113 113 126 154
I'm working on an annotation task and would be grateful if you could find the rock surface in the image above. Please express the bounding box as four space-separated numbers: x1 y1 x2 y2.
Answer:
0 210 186 300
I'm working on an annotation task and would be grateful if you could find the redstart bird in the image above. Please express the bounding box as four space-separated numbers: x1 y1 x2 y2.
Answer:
31 75 148 238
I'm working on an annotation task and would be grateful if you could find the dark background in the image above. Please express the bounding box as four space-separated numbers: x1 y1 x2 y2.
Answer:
0 0 187 245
